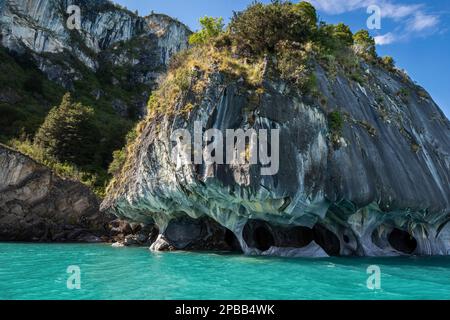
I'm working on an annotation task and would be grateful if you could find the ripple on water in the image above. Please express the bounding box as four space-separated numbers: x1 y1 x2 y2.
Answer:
0 243 450 299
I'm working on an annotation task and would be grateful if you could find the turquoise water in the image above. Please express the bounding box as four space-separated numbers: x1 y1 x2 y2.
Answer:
0 243 450 300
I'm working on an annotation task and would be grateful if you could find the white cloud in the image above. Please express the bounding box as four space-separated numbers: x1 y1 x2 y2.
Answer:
374 32 397 45
409 12 439 31
305 0 369 14
305 0 440 45
306 0 420 18
380 3 422 20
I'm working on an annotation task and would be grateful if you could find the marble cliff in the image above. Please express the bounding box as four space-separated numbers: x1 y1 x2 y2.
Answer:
102 57 450 257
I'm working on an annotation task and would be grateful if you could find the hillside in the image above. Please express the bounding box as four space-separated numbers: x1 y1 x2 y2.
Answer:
0 0 190 195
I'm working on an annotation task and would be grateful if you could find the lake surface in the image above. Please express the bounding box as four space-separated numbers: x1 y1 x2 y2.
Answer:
0 243 449 300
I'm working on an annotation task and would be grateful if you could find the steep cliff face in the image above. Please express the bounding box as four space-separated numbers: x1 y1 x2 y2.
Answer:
1 0 139 67
0 0 191 193
0 144 110 241
0 0 190 114
0 0 189 64
102 53 450 257
0 144 161 244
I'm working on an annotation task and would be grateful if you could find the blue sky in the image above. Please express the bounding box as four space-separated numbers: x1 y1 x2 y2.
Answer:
114 0 450 118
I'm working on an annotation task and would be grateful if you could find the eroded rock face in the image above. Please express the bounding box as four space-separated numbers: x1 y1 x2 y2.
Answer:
0 0 190 63
109 218 158 247
150 216 241 252
102 57 450 257
0 0 190 115
0 144 112 242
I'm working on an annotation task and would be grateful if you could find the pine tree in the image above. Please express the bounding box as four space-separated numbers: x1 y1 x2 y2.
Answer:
34 93 98 166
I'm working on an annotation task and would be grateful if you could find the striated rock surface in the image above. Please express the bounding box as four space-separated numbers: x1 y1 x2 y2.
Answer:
0 0 190 115
0 0 190 65
0 144 110 241
0 143 160 244
102 56 450 257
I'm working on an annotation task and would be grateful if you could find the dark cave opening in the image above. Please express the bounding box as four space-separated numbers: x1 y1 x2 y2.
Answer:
253 226 275 251
242 220 344 255
388 228 417 254
312 224 341 256
293 226 314 248
243 221 275 252
224 229 243 252
343 235 350 243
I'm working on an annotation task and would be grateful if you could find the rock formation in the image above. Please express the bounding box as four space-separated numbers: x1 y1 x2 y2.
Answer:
0 0 186 244
102 55 450 257
0 143 109 241
1 1 449 257
0 143 159 243
0 0 190 115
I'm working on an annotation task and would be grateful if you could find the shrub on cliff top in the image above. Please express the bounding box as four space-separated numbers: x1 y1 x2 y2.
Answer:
228 1 318 56
353 30 377 59
179 1 379 91
333 23 354 47
381 56 395 70
189 16 225 45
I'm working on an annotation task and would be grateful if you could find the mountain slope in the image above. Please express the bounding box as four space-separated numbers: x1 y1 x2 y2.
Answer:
0 0 191 194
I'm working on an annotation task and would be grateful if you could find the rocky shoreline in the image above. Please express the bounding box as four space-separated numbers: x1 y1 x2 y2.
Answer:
0 144 158 246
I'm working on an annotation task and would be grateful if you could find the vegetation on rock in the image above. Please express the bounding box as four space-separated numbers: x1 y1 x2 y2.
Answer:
228 1 317 56
353 30 377 59
142 0 393 123
381 56 395 70
1 0 410 198
189 17 225 45
108 0 413 190
0 44 137 196
328 110 344 142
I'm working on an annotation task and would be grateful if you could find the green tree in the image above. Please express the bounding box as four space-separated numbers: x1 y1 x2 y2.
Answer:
333 23 353 46
229 1 316 56
316 22 353 52
381 55 395 69
353 30 377 58
328 111 344 134
189 16 224 45
34 93 99 166
293 1 318 27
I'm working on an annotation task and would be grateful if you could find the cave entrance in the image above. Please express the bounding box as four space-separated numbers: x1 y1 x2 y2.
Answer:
253 226 275 251
313 224 341 256
224 229 242 252
243 220 325 252
243 220 275 252
293 226 314 248
388 228 417 254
